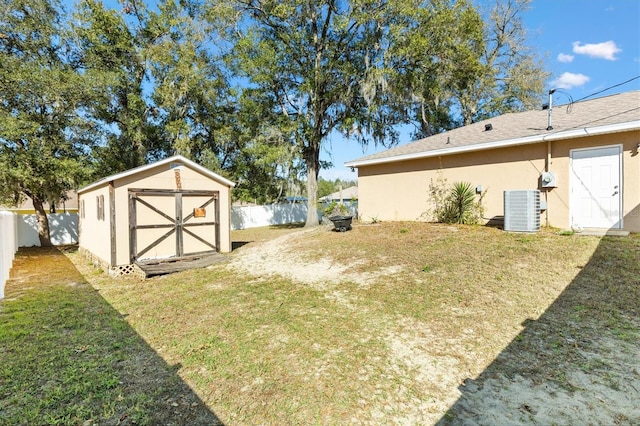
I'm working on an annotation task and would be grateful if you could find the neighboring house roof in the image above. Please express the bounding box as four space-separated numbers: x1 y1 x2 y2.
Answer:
77 155 235 194
320 186 358 201
0 190 78 212
346 91 640 168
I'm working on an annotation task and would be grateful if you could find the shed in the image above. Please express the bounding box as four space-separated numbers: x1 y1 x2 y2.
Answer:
346 91 640 233
77 155 235 276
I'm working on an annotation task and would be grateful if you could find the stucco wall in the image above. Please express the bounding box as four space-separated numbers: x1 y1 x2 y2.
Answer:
550 130 640 232
357 130 640 232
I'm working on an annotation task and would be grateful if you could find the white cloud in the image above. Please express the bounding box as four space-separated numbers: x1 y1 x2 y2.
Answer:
557 53 574 63
551 72 590 89
572 41 621 60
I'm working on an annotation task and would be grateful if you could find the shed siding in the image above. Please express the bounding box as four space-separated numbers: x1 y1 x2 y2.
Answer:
78 185 112 263
79 158 233 270
113 164 232 266
357 130 640 232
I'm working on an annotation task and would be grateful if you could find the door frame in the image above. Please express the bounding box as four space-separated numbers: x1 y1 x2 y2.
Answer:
128 189 220 263
569 144 623 229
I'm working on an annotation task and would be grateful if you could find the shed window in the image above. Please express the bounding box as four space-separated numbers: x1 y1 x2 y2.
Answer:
96 195 105 221
80 199 85 219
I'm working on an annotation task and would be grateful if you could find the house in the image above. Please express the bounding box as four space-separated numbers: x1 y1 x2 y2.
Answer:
319 185 358 203
77 155 235 276
345 91 640 233
0 190 78 214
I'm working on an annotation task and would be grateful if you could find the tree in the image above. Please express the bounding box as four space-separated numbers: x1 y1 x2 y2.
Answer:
384 0 547 137
0 0 93 246
318 177 358 198
225 89 303 204
452 0 549 125
73 0 168 177
218 0 400 226
385 0 485 137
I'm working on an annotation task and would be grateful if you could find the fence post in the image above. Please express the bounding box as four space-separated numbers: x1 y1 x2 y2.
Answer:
1 211 18 299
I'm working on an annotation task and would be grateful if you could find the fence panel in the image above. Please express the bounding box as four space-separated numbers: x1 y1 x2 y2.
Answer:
17 213 79 247
0 211 18 299
232 203 322 230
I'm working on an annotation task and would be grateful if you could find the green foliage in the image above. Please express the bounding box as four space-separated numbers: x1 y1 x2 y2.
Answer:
318 178 358 198
220 0 402 226
384 0 548 135
0 0 95 244
428 175 485 225
73 0 170 176
322 201 349 218
1 0 547 231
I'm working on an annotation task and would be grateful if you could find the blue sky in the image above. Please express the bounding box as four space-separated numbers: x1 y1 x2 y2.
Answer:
65 0 639 182
320 0 640 182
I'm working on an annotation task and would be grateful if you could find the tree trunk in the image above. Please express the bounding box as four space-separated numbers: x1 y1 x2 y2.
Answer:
304 146 320 227
32 196 53 247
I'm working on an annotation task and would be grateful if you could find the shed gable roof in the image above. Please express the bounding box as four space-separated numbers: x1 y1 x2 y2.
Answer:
78 155 235 194
346 91 640 167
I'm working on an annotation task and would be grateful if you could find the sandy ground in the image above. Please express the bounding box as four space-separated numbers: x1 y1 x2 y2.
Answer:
225 228 640 425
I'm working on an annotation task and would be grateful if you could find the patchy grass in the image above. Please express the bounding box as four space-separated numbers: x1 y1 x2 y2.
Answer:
0 247 221 425
3 223 639 424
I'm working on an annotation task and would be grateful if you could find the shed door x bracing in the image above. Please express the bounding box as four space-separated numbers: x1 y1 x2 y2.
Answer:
128 189 220 263
570 145 622 229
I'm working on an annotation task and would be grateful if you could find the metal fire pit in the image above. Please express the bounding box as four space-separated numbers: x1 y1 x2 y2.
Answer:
328 215 353 232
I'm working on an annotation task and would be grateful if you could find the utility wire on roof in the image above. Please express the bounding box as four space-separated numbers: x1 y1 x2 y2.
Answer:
553 89 574 114
550 76 640 116
574 75 640 103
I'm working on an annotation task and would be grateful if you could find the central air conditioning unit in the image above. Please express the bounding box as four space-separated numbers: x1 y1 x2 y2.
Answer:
504 190 541 232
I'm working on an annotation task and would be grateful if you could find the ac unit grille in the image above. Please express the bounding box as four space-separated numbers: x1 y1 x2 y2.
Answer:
504 190 541 232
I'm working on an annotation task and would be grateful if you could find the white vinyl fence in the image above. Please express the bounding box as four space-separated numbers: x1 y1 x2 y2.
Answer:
17 213 78 247
232 203 321 230
0 211 19 299
231 202 358 230
0 212 78 299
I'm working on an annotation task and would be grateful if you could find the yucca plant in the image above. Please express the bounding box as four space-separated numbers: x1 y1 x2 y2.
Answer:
449 182 477 224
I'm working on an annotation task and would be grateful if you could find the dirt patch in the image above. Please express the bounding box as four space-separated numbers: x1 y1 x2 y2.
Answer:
227 225 640 425
227 227 405 290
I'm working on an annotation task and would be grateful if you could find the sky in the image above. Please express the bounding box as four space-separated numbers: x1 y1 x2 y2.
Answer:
319 0 640 182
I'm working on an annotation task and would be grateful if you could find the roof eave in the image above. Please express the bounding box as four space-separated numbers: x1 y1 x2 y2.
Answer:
345 120 640 168
78 155 236 194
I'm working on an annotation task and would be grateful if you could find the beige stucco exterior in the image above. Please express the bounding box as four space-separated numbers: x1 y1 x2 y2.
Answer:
78 156 234 271
356 130 640 232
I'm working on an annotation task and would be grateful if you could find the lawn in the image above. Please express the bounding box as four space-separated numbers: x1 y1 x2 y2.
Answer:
1 222 639 425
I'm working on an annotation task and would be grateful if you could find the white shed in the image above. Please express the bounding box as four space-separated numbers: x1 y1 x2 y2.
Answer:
77 155 235 276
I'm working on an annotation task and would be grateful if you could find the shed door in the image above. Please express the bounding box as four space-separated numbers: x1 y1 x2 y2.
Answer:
129 189 220 263
570 146 622 229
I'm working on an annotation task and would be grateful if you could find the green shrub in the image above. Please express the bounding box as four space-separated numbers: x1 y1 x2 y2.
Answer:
428 176 485 225
322 200 348 217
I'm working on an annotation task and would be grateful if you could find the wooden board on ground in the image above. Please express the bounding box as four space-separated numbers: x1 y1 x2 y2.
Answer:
136 253 227 278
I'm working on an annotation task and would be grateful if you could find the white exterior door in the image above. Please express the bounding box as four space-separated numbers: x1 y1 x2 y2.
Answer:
570 145 622 229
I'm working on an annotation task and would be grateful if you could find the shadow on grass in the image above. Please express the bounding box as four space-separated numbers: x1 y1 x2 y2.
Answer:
437 235 640 424
268 222 305 229
0 247 223 425
231 241 251 251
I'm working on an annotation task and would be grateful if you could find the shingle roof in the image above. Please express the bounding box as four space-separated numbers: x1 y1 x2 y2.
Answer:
320 185 358 201
346 91 640 167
